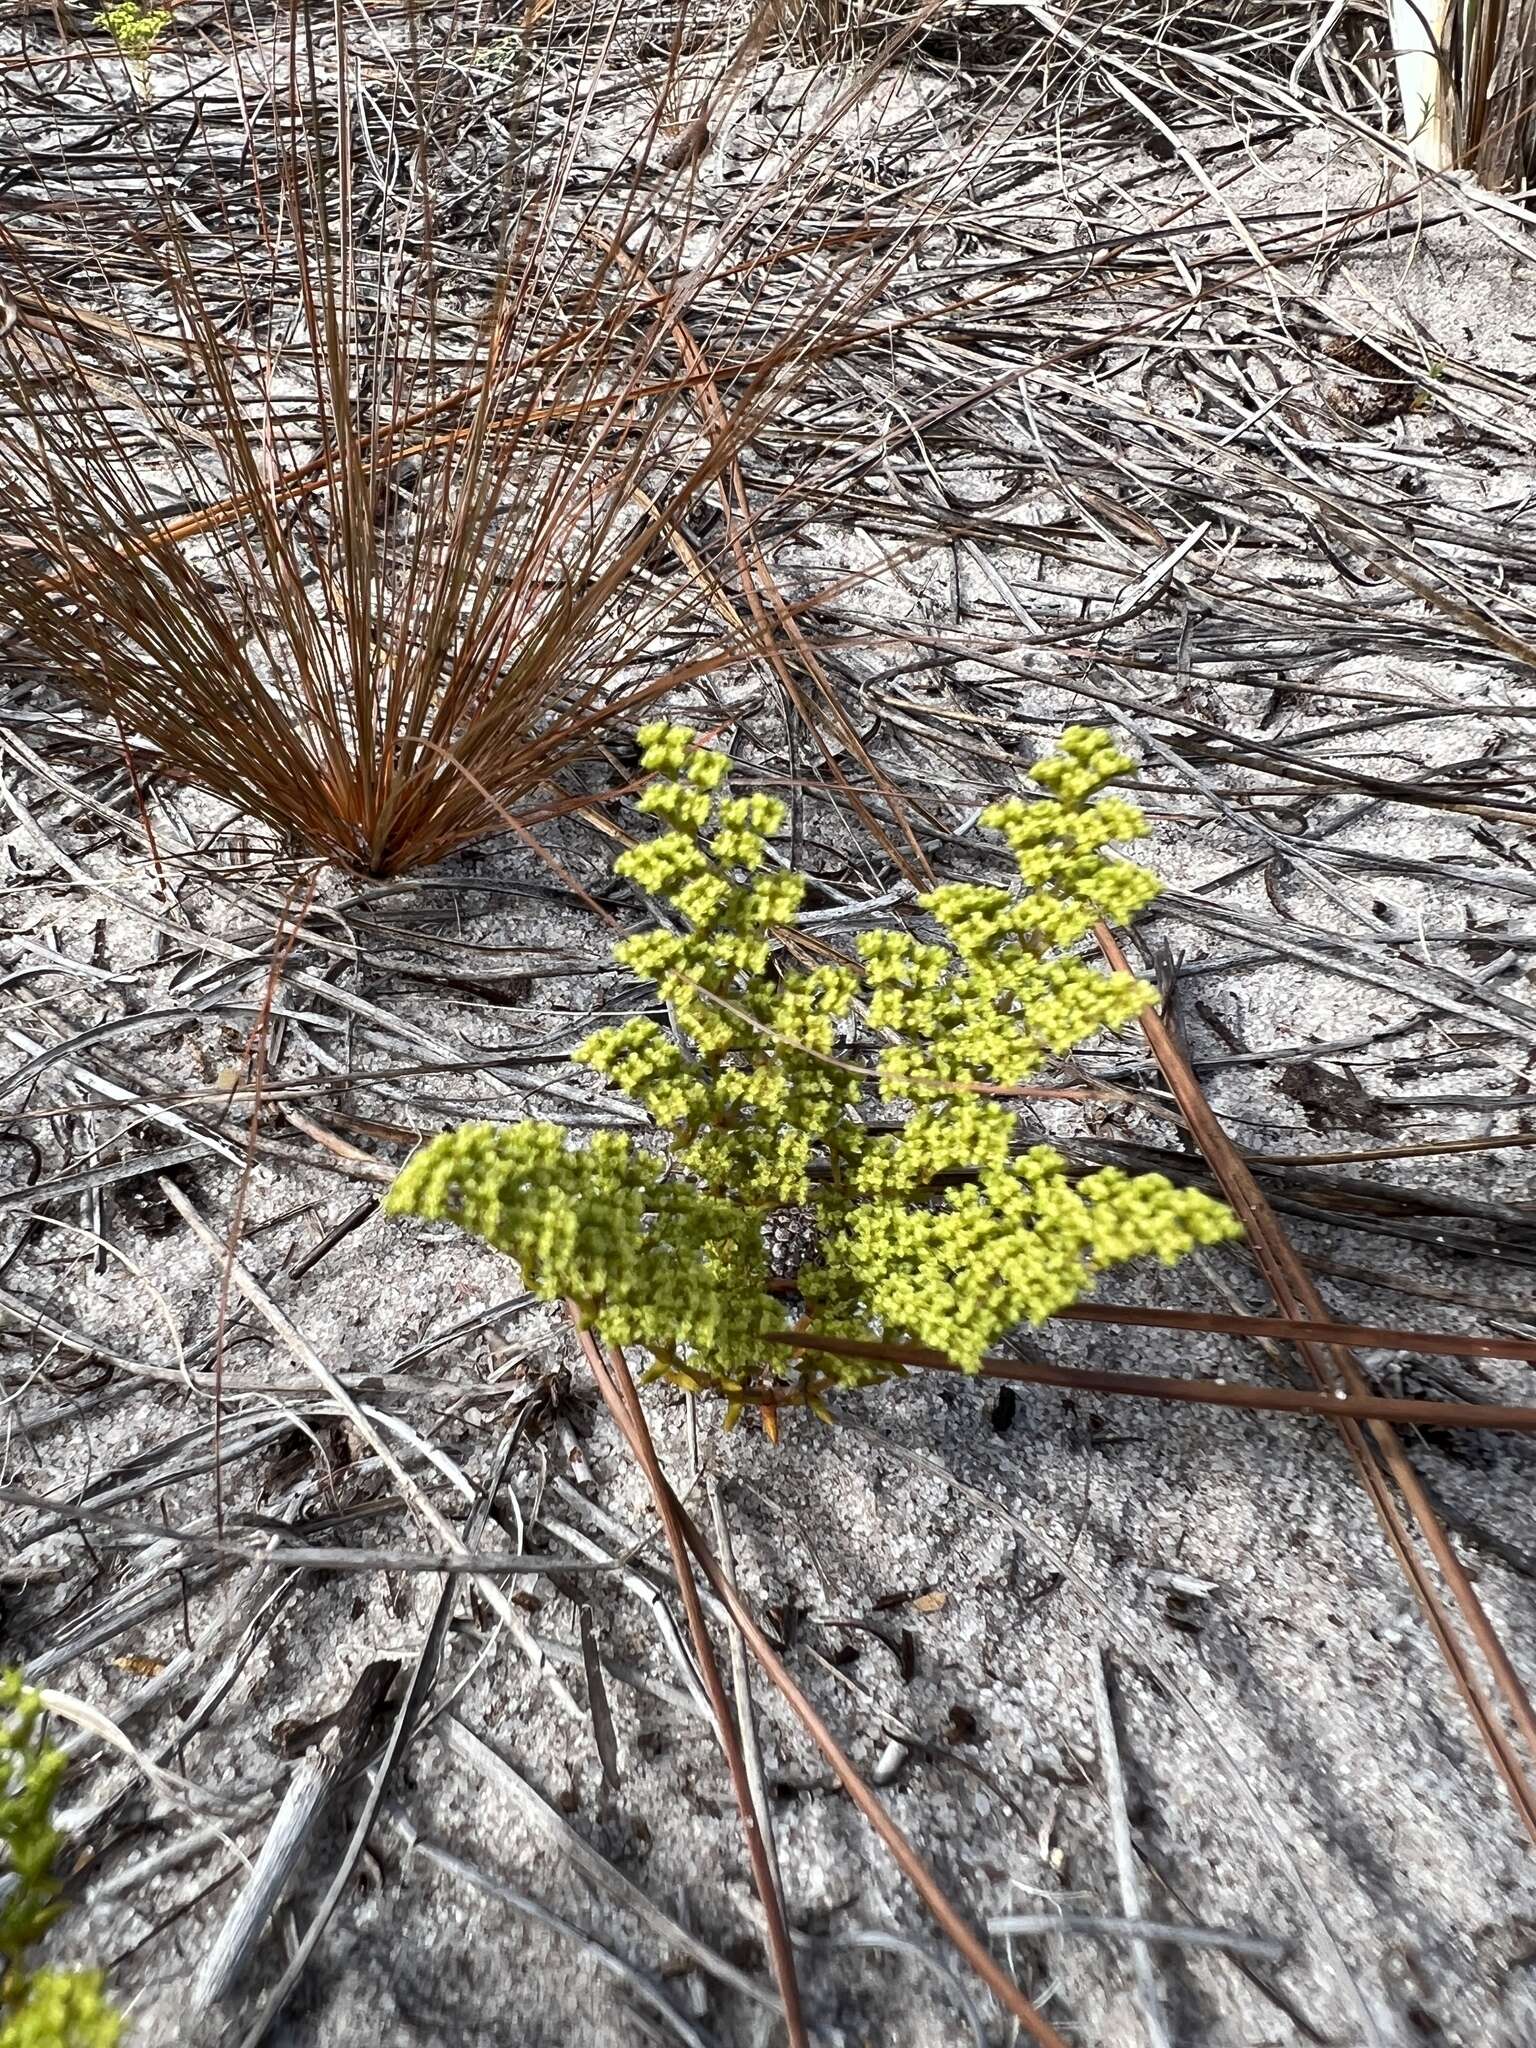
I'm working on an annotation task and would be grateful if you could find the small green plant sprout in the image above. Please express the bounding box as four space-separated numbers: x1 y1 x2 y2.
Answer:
387 725 1240 1427
0 1673 120 2048
94 0 169 91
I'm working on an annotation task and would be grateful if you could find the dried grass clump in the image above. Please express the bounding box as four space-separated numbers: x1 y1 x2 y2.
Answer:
0 2 900 875
773 0 965 67
812 0 1383 99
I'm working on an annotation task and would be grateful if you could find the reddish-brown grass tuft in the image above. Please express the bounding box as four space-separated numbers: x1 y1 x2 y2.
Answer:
0 1 907 874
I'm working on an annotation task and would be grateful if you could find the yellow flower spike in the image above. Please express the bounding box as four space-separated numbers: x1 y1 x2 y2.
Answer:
96 0 169 65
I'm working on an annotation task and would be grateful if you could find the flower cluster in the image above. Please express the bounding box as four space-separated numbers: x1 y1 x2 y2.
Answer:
95 0 169 64
388 723 1239 1411
1 1674 119 2048
860 729 1161 1099
388 1119 789 1383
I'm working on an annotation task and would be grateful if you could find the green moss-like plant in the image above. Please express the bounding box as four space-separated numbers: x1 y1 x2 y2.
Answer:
0 1674 120 2048
387 725 1239 1421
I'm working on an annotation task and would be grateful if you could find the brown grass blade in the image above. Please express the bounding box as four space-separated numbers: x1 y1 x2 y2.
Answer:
758 1327 1536 1431
572 1323 809 2045
577 1326 1073 2047
1055 1300 1536 1364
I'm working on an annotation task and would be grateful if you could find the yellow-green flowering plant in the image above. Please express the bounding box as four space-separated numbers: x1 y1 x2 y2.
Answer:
0 1673 120 2048
388 725 1239 1423
95 0 169 56
94 0 169 93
